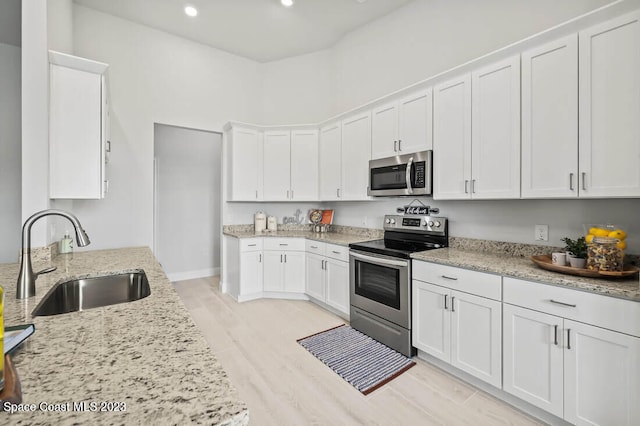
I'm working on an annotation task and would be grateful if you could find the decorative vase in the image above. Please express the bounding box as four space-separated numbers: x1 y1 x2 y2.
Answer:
568 256 586 268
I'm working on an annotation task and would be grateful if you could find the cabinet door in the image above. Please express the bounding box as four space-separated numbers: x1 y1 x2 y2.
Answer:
319 122 342 201
262 251 284 292
433 75 472 200
283 251 305 293
412 280 451 362
398 89 433 154
521 35 578 198
450 290 502 387
503 304 563 417
579 11 640 198
290 129 319 201
341 111 372 200
305 253 325 301
229 127 262 201
325 258 349 316
263 131 291 201
371 101 399 160
564 320 640 426
471 56 521 199
239 251 263 296
50 64 103 199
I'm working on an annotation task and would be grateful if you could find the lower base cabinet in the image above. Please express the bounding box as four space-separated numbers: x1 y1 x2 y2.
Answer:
305 242 350 317
503 277 640 425
412 261 502 388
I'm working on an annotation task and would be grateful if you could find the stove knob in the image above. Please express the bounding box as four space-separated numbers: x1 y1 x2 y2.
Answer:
422 219 428 226
428 221 434 227
434 221 441 228
385 218 391 224
390 218 396 225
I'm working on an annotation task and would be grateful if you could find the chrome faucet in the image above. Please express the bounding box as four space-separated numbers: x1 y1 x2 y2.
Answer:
16 209 90 299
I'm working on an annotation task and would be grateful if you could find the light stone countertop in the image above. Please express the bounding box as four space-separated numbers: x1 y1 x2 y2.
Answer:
412 248 640 302
0 247 248 425
222 229 379 246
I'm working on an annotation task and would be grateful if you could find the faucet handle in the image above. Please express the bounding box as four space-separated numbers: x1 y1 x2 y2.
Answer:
36 266 57 277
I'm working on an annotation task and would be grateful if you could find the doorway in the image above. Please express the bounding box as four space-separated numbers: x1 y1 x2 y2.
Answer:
153 124 222 281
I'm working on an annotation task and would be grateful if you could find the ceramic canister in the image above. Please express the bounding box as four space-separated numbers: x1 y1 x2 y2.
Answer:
254 211 266 233
267 216 277 231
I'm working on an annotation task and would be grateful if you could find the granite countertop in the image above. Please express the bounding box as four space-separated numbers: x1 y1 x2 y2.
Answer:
412 248 640 302
223 229 379 246
0 247 248 425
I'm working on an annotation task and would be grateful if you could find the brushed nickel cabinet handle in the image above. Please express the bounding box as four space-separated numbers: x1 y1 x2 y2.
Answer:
569 173 574 191
444 294 448 310
332 250 341 254
550 299 577 308
255 190 258 199
284 254 287 263
280 254 283 263
248 243 257 247
394 140 398 152
398 139 402 151
554 325 558 345
472 179 476 193
464 180 469 193
259 254 262 262
451 296 456 312
582 172 586 191
310 245 318 249
567 329 572 350
441 275 458 281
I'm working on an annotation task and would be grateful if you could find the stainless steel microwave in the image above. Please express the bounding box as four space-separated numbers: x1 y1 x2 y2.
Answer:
367 150 432 197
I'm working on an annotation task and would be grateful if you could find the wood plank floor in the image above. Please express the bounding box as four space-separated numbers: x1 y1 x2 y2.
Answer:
173 276 544 425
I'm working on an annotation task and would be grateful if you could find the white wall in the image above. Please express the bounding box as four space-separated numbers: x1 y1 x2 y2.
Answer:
154 124 221 281
331 0 617 113
67 5 263 251
47 0 73 54
0 43 22 263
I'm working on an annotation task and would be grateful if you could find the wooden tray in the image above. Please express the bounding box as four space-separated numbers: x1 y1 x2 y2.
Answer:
0 355 23 406
531 255 640 278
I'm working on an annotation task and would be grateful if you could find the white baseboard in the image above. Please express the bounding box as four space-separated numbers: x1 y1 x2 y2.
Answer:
168 267 220 282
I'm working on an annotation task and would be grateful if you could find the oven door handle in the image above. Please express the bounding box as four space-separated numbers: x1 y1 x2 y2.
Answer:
350 251 409 268
405 157 414 194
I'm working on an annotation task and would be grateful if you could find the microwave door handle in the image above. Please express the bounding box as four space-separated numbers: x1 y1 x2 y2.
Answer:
406 157 414 194
350 251 409 268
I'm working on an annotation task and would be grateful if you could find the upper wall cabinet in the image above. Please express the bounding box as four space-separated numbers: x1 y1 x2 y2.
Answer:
319 122 342 201
49 51 109 199
341 111 372 200
371 89 433 160
579 11 640 198
521 35 578 198
228 126 263 201
263 129 319 201
433 56 520 200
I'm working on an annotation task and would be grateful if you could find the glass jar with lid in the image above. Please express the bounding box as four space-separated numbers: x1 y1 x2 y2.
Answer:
587 237 624 271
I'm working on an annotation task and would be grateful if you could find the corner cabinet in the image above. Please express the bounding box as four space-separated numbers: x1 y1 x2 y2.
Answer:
412 261 502 388
49 50 109 199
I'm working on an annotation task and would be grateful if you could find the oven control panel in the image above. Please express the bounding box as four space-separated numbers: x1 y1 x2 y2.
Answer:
384 215 447 235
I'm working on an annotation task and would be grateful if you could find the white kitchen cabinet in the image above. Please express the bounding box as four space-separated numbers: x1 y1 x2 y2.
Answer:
503 304 564 417
412 262 502 387
319 122 342 201
227 238 263 302
521 35 578 198
503 277 640 424
49 50 109 199
433 74 472 200
471 56 521 199
304 242 350 318
371 89 433 160
263 239 306 293
263 130 291 201
341 111 372 200
228 126 263 201
290 129 319 201
434 56 520 200
579 11 640 198
263 129 318 201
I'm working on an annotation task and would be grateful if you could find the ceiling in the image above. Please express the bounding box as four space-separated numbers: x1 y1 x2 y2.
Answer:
74 0 415 62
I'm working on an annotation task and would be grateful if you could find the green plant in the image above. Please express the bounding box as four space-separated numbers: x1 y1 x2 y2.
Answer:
561 236 588 259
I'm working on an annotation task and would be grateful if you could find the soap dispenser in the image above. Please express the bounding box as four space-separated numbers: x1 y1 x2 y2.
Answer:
59 231 74 254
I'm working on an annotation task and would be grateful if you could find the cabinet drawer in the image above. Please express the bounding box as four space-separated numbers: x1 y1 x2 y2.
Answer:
413 261 502 301
503 277 640 338
305 240 326 255
239 238 262 252
263 238 305 251
325 243 350 262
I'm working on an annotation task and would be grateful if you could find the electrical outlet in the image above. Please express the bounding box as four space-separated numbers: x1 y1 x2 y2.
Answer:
535 224 549 241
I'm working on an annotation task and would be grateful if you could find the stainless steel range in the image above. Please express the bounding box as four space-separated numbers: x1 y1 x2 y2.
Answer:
349 214 448 357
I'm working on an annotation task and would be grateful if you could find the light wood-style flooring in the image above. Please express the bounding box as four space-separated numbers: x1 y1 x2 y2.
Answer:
173 276 543 425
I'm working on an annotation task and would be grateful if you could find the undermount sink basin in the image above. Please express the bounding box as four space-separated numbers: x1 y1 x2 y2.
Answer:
32 270 151 317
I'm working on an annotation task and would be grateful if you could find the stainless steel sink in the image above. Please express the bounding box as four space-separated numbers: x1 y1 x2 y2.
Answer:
32 270 151 317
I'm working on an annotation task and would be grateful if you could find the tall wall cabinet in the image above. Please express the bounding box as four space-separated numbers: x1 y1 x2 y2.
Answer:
49 50 109 199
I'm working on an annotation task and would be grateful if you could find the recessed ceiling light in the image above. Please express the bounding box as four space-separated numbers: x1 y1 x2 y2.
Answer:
184 5 198 17
281 0 294 7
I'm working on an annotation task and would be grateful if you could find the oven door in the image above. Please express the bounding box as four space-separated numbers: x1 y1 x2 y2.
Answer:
349 250 411 329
